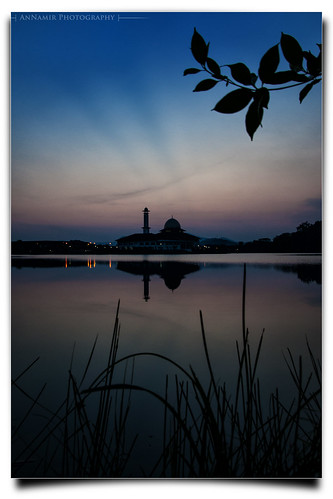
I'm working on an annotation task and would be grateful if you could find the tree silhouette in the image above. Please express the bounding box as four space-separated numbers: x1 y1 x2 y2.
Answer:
184 29 322 140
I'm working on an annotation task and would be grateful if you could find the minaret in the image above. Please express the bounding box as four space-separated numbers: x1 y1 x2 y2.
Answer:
143 273 150 301
142 207 150 234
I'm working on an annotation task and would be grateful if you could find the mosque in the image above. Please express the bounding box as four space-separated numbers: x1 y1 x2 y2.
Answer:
116 207 200 252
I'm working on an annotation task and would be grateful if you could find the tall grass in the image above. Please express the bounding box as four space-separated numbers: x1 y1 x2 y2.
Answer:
12 265 321 478
12 300 137 477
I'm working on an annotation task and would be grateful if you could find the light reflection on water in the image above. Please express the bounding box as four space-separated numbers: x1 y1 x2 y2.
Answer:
11 254 321 476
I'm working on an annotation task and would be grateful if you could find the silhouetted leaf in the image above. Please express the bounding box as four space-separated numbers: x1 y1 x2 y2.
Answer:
291 72 311 83
261 70 298 84
184 68 202 76
193 79 218 92
186 28 322 140
299 79 320 103
246 100 264 141
316 45 322 74
303 51 321 77
254 87 270 109
250 73 258 86
280 33 303 70
258 44 280 83
227 63 252 85
191 28 208 65
206 57 221 76
213 88 253 114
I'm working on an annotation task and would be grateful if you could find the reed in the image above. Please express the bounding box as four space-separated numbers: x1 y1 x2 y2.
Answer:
12 266 321 478
12 299 137 477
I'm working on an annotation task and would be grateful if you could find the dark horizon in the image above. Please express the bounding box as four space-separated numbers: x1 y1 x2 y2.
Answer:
11 220 322 255
11 215 322 245
11 219 322 245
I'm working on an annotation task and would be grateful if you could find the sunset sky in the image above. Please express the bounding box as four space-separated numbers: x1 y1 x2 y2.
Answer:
11 11 322 242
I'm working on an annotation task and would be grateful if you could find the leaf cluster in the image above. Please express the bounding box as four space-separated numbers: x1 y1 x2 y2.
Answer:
184 28 322 140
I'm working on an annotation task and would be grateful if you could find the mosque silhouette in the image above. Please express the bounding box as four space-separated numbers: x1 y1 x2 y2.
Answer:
116 207 199 252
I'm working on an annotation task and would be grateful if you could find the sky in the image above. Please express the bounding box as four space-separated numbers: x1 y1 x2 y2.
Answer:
10 11 322 243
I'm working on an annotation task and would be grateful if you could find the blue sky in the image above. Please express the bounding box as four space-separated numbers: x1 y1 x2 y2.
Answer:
11 11 322 242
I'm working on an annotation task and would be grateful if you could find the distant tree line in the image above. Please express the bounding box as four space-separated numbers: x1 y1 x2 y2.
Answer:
11 221 321 255
11 239 112 255
238 220 321 253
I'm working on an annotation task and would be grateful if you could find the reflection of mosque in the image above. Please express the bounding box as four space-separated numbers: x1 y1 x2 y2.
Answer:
116 261 201 301
11 258 321 295
116 208 200 252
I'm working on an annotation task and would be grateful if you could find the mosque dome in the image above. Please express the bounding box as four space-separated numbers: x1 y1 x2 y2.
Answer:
163 217 181 230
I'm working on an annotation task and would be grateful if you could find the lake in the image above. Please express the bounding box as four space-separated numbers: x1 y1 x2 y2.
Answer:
11 253 322 477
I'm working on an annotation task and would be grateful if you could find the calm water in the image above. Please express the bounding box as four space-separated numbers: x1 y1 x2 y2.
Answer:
11 253 321 476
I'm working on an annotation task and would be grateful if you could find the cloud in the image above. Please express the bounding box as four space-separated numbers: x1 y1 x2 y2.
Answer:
72 187 154 206
68 171 203 207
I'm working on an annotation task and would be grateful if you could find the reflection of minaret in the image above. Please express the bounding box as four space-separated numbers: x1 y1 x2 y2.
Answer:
142 207 150 234
142 273 150 301
116 261 201 301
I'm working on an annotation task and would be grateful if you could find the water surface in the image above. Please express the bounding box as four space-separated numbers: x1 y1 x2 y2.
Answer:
11 253 321 476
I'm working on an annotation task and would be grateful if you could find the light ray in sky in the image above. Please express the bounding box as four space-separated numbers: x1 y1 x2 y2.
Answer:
11 11 322 242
